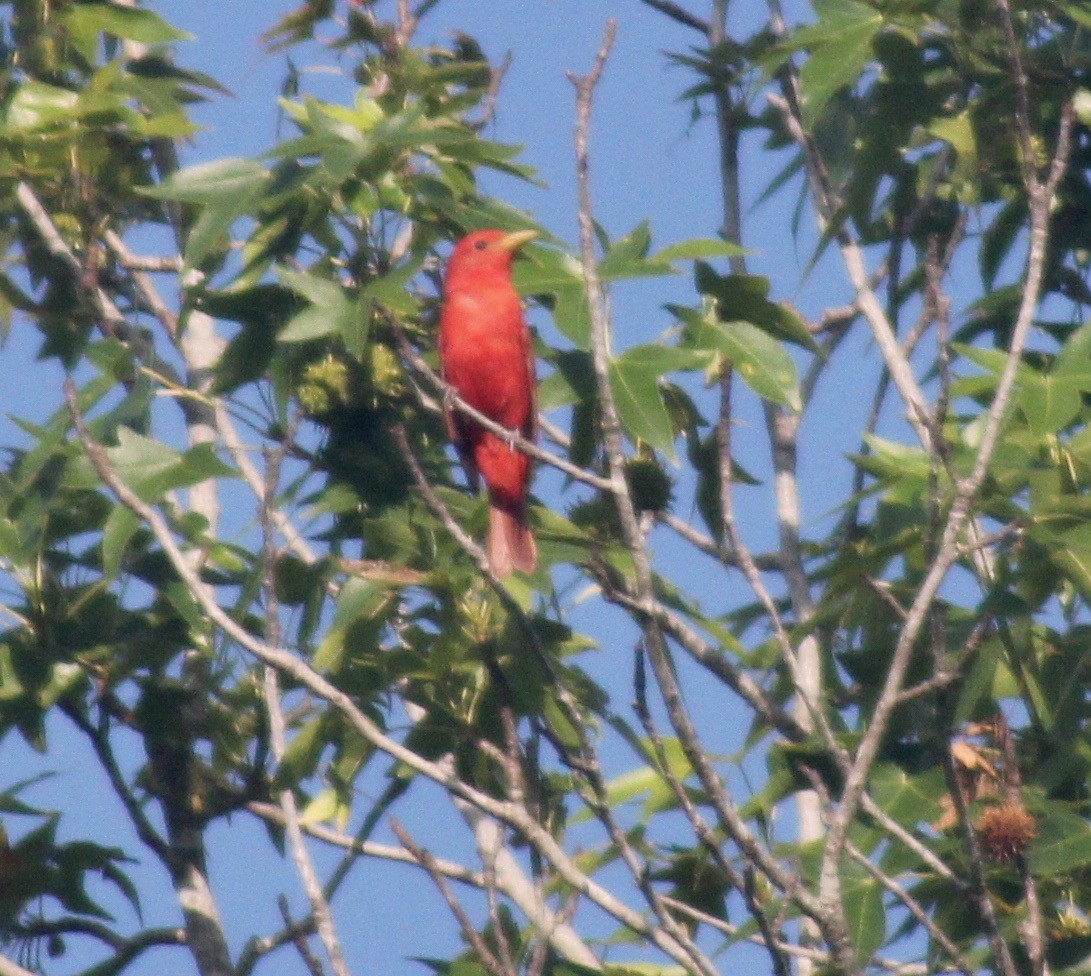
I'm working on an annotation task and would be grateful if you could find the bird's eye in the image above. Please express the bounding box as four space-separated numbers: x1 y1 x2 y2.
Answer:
474 240 489 251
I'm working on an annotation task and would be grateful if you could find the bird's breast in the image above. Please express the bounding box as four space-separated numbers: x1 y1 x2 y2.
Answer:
440 285 531 428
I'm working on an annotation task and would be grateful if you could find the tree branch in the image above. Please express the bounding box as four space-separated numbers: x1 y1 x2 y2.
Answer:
259 443 350 976
392 323 615 493
63 380 705 972
764 86 935 451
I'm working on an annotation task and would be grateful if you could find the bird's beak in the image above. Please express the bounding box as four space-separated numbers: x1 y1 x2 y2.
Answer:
494 229 538 253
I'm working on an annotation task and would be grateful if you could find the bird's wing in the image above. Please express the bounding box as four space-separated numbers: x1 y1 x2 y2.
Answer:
523 319 538 443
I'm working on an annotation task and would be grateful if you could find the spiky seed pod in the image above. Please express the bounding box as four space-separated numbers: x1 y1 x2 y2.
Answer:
975 803 1037 863
624 455 673 514
297 355 351 416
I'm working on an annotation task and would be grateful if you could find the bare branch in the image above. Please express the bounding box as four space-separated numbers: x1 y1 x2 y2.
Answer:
633 654 792 976
247 801 483 886
654 510 784 570
63 381 703 971
259 443 350 976
764 91 934 451
278 895 325 976
102 229 179 337
396 417 712 974
474 50 513 130
70 927 187 976
390 820 512 976
565 24 834 946
61 703 171 861
594 576 806 742
15 183 155 356
392 323 615 493
845 839 974 976
236 912 317 976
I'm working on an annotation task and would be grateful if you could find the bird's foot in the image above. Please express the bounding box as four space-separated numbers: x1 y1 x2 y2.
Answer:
501 425 521 450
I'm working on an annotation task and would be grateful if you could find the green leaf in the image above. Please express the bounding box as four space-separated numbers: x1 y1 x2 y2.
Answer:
64 2 193 44
615 344 712 375
680 305 802 411
609 350 677 456
512 247 585 293
184 205 237 268
1054 322 1091 382
955 343 1019 377
1028 807 1091 875
1017 373 1084 435
869 765 944 826
359 259 422 318
142 158 269 205
980 200 1025 290
1066 4 1091 30
928 111 979 192
6 82 79 130
794 0 883 125
106 429 233 500
842 868 886 961
1040 524 1091 602
512 247 590 348
598 222 675 281
298 788 339 826
313 579 389 672
142 159 268 266
277 717 326 787
277 267 355 344
278 308 337 343
101 505 140 580
550 286 593 349
694 263 819 352
655 238 748 262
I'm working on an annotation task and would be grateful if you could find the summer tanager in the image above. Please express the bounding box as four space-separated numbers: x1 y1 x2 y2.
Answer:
439 228 538 576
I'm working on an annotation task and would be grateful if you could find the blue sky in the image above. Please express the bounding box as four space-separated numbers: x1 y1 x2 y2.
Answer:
0 2 900 974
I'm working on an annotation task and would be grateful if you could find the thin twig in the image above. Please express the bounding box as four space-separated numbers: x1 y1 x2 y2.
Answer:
278 895 325 976
633 651 792 976
475 50 512 130
408 466 718 975
260 441 351 976
941 736 1019 976
764 90 934 451
392 324 614 493
595 576 806 742
61 703 171 861
248 801 482 884
567 20 832 943
103 229 179 337
390 820 511 976
845 839 974 976
63 381 702 973
236 913 318 976
655 509 784 571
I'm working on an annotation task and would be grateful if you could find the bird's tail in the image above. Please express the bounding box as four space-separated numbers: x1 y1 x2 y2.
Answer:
488 502 537 577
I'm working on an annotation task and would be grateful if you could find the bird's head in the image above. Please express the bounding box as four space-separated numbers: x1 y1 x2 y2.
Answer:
445 228 538 289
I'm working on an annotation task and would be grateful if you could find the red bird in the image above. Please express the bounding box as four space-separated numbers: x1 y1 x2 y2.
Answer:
439 229 538 577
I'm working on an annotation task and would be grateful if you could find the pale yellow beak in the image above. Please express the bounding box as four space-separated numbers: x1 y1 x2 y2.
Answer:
494 229 538 253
